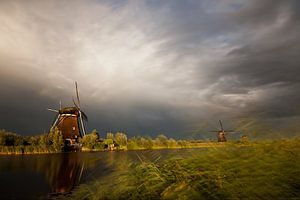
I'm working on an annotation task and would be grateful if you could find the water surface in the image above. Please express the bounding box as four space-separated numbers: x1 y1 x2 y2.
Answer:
0 149 202 199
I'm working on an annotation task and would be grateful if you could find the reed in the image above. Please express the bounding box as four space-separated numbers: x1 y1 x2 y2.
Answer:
66 137 300 200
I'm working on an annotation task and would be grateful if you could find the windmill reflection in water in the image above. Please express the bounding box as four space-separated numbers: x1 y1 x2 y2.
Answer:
43 153 85 195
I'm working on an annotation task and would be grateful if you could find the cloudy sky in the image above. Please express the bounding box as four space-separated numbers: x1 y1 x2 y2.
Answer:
0 0 299 138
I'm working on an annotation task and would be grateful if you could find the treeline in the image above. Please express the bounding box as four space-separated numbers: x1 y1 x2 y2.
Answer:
80 130 229 151
0 129 249 154
80 131 191 151
0 129 64 154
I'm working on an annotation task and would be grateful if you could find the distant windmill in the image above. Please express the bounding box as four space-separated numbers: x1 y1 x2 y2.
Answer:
48 82 88 144
210 120 235 142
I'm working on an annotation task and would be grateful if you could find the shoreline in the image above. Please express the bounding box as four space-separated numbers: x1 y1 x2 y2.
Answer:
0 142 251 155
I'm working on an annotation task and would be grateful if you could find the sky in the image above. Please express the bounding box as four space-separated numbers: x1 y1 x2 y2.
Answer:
0 0 299 138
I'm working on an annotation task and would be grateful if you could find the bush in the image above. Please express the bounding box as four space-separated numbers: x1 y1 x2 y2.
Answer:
81 131 99 149
115 132 128 148
155 134 168 147
48 127 64 152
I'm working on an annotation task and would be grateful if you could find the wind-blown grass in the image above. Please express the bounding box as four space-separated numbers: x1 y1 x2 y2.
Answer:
62 137 300 200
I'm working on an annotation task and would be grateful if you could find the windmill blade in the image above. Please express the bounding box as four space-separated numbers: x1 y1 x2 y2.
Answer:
81 111 88 121
72 98 88 121
75 81 88 135
50 113 60 129
72 98 80 109
219 120 224 131
55 115 67 126
79 113 86 136
75 81 81 108
47 108 59 113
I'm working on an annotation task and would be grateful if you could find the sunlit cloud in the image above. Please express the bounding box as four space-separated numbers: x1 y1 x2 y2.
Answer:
0 0 299 136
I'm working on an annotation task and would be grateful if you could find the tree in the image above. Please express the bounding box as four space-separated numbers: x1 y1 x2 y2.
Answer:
103 138 113 145
0 130 21 146
81 130 99 149
106 132 114 140
177 140 188 148
91 129 99 138
48 127 64 152
143 136 154 149
103 138 114 150
127 139 139 150
156 134 168 147
167 138 177 148
4 133 17 146
38 135 49 147
28 136 39 146
114 132 127 147
37 134 49 152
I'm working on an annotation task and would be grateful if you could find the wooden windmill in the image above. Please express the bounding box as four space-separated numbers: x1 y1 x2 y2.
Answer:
210 120 235 142
48 82 88 144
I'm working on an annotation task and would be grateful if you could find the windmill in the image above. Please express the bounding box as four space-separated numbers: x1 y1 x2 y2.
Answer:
48 82 88 144
210 120 235 142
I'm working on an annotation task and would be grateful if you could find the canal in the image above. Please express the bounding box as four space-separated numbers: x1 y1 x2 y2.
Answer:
0 149 202 199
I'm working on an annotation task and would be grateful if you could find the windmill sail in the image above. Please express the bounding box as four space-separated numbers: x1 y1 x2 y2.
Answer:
209 120 236 142
74 81 86 136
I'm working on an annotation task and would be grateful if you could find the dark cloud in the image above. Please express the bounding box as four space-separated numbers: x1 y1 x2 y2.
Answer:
0 0 299 138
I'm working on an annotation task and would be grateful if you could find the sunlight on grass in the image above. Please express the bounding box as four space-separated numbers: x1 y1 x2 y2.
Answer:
59 137 300 200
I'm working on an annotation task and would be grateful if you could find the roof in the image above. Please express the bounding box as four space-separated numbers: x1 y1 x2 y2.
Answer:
59 107 79 115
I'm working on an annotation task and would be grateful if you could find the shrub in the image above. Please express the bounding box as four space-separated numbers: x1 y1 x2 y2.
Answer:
81 132 99 149
48 127 64 152
115 132 128 148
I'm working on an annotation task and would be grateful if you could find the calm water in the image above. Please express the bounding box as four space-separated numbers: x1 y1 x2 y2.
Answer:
0 149 200 199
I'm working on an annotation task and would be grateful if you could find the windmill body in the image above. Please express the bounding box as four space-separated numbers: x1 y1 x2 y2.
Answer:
211 120 234 142
52 107 82 141
217 131 227 142
48 82 88 146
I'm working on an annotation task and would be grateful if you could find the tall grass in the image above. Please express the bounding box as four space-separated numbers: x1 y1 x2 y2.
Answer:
64 138 300 200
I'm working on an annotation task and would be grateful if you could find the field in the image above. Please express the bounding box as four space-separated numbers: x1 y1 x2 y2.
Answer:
61 137 300 200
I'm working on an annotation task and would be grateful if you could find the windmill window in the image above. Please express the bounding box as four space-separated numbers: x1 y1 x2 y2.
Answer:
73 127 76 131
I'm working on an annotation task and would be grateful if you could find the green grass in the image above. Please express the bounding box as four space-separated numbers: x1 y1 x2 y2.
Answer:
63 137 300 200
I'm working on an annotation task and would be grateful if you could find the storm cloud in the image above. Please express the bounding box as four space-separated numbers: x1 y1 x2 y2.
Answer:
0 0 299 138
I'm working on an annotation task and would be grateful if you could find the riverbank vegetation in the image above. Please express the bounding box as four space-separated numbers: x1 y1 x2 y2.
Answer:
0 128 64 154
0 129 247 154
66 137 300 200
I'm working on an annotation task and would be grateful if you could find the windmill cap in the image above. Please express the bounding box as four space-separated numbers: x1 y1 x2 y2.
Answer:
59 107 79 115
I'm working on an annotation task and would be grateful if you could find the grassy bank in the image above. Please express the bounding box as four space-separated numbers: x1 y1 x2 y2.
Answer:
64 137 300 200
